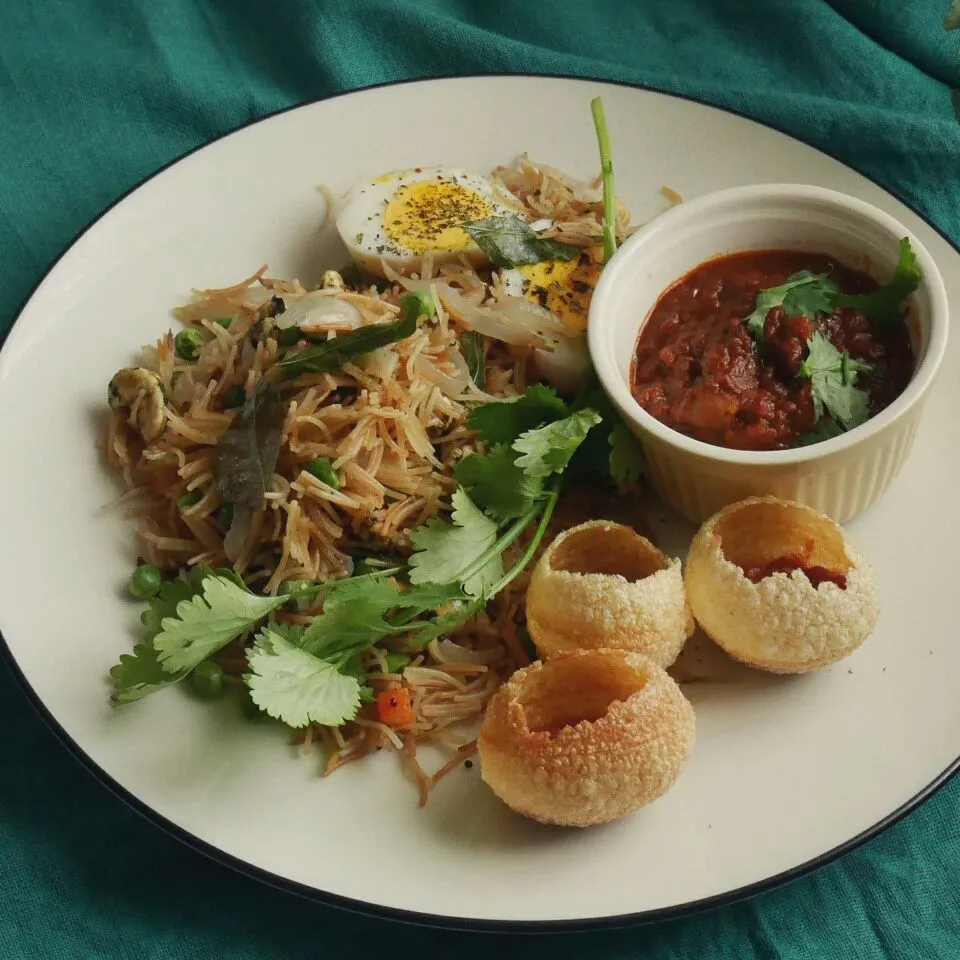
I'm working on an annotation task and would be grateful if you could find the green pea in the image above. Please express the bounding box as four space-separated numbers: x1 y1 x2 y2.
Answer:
240 688 264 720
383 651 410 675
222 385 246 409
174 327 205 361
128 564 162 600
214 316 233 329
178 490 203 510
217 502 234 529
189 661 225 700
277 326 303 347
305 457 340 488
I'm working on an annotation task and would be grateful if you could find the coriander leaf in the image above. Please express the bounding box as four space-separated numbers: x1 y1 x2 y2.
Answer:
153 575 288 673
591 96 617 263
277 292 431 377
408 489 503 597
214 379 284 509
566 367 619 483
454 444 543 519
109 643 188 705
798 333 873 430
461 331 485 388
298 576 465 660
265 620 306 645
609 421 645 486
796 418 844 447
245 629 362 727
744 271 838 339
834 238 920 328
822 374 870 428
140 576 198 640
462 214 579 268
466 383 568 445
298 596 400 660
513 408 603 479
842 351 874 384
340 655 376 704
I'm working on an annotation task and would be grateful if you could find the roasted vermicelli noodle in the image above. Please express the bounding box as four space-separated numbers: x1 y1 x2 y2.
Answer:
103 151 637 804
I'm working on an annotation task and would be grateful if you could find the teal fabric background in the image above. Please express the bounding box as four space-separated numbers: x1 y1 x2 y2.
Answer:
2 1 960 957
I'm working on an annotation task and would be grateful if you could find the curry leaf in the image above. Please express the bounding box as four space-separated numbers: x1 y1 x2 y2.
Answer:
462 214 579 268
214 379 285 509
277 293 431 377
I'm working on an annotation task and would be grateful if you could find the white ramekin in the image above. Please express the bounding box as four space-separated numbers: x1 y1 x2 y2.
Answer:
588 184 949 524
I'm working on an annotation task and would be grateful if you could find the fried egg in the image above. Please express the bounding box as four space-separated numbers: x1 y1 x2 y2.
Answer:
500 249 602 334
336 166 518 277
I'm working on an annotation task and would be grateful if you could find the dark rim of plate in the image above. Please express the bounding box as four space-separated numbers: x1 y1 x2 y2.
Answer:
0 72 956 935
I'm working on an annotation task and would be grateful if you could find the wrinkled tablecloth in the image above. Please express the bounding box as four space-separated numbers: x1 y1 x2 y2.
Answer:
2 1 960 957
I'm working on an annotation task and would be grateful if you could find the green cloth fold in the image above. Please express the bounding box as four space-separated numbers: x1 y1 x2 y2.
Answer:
2 1 959 957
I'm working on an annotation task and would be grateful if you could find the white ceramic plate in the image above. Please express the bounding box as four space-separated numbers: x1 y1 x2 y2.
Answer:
1 76 957 931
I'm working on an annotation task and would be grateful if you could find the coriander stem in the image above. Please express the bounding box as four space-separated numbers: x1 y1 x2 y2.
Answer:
450 505 541 592
591 97 617 263
406 486 561 645
488 486 560 596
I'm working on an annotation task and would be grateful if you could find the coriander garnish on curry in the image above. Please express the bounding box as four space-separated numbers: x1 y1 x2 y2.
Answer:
630 241 920 450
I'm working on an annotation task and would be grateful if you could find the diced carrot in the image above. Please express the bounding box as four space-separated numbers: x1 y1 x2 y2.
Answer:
377 687 414 727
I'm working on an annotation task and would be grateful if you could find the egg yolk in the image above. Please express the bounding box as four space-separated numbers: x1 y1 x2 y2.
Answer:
383 181 492 254
516 251 602 333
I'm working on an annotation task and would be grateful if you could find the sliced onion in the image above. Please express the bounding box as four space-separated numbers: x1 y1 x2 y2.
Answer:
414 352 470 398
529 218 554 232
492 294 568 337
534 334 591 396
238 286 275 309
275 292 362 332
381 260 565 348
428 638 503 665
363 347 400 380
171 371 194 407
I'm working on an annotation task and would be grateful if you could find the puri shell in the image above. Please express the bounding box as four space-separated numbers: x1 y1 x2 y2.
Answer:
478 649 695 827
526 520 694 667
684 496 880 674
